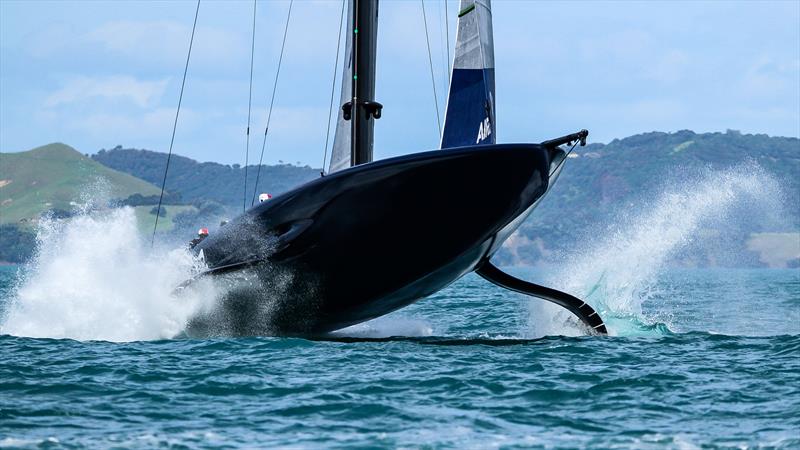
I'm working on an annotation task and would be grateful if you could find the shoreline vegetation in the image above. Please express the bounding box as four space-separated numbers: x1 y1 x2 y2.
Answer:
1 130 798 267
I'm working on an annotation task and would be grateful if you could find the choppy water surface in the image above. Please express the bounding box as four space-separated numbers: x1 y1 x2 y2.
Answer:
1 266 798 449
1 165 798 448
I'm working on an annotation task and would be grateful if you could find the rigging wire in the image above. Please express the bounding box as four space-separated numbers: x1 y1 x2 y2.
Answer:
437 1 448 100
243 0 257 212
420 0 442 138
548 140 581 178
251 0 294 206
152 0 200 247
321 0 347 176
445 0 451 78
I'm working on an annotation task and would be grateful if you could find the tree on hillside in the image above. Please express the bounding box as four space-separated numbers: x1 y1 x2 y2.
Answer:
0 225 36 263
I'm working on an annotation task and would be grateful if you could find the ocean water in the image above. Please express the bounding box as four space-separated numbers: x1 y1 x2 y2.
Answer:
1 164 799 448
1 266 798 449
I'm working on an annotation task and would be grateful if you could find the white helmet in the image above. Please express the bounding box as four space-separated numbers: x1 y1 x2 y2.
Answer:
258 193 272 203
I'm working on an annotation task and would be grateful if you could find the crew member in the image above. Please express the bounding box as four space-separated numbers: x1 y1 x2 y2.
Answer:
189 227 209 249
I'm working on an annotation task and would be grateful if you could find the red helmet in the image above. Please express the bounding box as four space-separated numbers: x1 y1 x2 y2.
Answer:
198 227 209 236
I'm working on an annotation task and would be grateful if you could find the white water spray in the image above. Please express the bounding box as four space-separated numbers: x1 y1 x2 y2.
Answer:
0 207 219 342
333 316 434 338
527 162 787 337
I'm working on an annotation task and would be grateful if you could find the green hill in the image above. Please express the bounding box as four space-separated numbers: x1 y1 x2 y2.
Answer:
0 143 162 225
528 130 799 230
91 146 319 209
507 130 800 266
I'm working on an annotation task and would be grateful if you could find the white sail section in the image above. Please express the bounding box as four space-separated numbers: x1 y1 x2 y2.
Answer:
328 0 354 174
453 0 494 71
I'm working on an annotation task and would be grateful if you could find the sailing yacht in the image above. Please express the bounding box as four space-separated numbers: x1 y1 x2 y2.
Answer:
187 0 607 336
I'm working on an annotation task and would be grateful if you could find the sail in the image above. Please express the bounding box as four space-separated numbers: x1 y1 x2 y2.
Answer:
441 0 495 149
328 0 354 173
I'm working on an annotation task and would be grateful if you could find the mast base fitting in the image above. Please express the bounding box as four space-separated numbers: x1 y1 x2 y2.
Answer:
342 101 383 120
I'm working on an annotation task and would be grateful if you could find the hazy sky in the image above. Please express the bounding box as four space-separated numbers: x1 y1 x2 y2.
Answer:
1 0 798 167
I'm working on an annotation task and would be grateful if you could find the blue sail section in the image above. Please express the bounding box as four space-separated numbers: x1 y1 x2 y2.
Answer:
441 0 495 149
442 68 495 148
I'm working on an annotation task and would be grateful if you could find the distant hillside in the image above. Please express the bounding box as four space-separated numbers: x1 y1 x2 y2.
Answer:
505 130 800 266
0 143 161 225
530 130 799 229
2 131 797 266
91 146 320 210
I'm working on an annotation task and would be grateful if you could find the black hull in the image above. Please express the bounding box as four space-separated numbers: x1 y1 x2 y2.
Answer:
195 143 559 334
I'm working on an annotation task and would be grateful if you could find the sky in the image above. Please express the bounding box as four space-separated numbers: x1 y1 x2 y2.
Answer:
1 0 798 167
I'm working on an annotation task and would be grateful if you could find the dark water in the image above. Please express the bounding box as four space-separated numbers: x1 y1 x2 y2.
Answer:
1 266 799 449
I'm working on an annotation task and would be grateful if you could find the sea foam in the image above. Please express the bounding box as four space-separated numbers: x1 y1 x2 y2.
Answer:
525 162 787 337
0 206 219 342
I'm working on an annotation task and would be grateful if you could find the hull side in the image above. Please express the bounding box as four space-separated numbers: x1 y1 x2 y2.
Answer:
196 143 552 333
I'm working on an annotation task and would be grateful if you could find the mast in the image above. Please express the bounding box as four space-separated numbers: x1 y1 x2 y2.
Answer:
345 0 381 166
